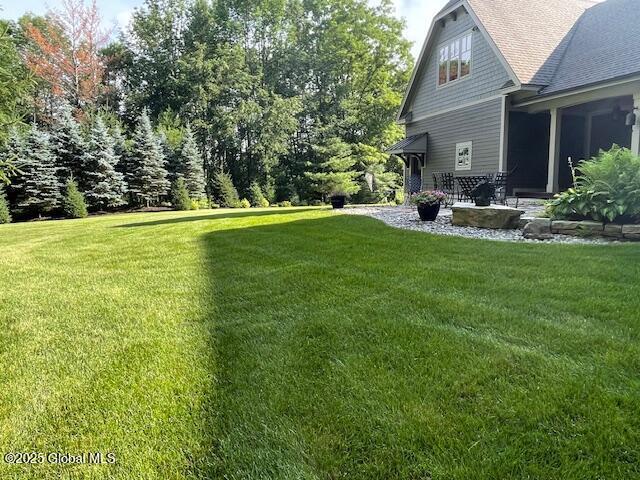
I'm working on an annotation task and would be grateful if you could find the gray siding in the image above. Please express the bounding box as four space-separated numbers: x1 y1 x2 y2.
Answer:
408 10 511 118
406 98 502 190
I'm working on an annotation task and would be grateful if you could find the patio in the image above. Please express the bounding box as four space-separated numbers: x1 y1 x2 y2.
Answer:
343 199 611 244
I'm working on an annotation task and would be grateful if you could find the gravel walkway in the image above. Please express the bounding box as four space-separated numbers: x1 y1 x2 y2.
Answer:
342 204 613 244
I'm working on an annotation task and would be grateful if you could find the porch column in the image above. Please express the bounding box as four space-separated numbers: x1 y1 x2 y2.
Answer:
632 93 640 156
547 107 562 193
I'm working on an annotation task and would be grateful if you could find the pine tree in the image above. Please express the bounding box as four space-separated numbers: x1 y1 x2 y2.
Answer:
82 116 127 210
180 125 206 199
249 181 269 207
11 126 61 216
0 186 11 224
62 178 88 218
128 110 170 206
49 101 85 185
1 127 24 186
171 178 191 211
212 172 240 208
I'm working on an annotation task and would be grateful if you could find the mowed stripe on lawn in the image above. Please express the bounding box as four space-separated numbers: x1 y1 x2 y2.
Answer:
0 208 639 479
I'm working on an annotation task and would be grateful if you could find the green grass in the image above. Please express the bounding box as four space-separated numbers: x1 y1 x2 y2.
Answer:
1 207 639 479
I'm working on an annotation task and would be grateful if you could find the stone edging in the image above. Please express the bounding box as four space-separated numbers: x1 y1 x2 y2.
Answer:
523 218 640 241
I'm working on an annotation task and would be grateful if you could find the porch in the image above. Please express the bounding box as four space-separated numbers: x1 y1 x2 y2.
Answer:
509 87 640 194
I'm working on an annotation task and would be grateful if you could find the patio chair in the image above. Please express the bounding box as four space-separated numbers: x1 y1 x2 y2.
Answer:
456 175 492 202
433 172 456 206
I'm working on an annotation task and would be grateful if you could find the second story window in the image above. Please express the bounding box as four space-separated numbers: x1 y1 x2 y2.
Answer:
438 32 473 86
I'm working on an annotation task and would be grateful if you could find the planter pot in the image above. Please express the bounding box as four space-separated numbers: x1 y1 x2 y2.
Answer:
417 203 440 221
475 198 491 207
330 195 346 209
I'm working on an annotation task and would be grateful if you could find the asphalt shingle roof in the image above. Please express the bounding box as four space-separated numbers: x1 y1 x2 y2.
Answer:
466 0 597 85
542 0 640 94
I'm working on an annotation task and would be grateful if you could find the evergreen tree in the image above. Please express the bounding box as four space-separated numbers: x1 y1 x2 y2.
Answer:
180 125 206 199
128 110 170 206
305 136 361 200
0 186 11 224
11 125 61 216
249 181 269 207
62 178 88 218
82 116 127 210
1 127 24 186
171 178 191 210
50 101 86 185
212 171 240 208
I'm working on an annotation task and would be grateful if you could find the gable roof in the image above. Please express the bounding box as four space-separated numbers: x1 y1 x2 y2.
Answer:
541 0 640 95
398 0 632 120
467 0 599 86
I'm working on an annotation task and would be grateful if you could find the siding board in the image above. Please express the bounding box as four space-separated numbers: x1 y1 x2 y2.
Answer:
408 10 511 118
407 98 502 190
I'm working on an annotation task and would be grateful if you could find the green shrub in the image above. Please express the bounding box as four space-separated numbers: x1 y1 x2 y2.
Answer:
62 179 88 219
278 200 292 207
0 188 11 224
546 146 640 223
171 178 192 211
190 197 210 210
239 198 251 208
395 189 405 205
213 172 240 208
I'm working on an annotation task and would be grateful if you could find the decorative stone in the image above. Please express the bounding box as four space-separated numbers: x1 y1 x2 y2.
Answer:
577 221 604 234
602 223 623 238
519 216 537 229
523 218 553 240
622 224 640 236
551 220 581 233
451 203 524 230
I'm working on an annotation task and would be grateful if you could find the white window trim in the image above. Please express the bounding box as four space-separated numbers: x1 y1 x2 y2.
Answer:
436 30 474 89
455 141 473 171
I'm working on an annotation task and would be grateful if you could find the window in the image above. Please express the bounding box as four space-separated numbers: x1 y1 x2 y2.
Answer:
438 46 448 86
437 32 472 86
455 142 472 171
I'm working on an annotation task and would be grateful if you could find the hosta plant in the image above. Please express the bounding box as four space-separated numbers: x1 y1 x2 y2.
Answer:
546 146 640 223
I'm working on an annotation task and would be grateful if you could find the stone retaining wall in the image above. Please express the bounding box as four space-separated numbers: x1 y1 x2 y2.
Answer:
523 218 640 241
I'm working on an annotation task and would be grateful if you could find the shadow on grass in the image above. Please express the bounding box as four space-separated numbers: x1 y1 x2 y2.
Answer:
117 208 320 228
194 213 640 479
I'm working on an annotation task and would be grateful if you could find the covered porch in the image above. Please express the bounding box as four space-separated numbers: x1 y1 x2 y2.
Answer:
508 84 640 194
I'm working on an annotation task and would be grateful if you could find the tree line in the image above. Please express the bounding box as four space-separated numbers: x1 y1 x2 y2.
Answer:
0 0 412 222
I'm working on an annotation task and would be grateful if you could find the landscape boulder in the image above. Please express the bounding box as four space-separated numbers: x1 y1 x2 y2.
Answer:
451 203 523 230
523 218 553 240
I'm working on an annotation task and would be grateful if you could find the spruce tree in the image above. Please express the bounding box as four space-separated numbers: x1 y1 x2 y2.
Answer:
49 101 85 185
1 127 24 186
62 178 88 218
0 186 11 224
249 181 269 207
11 126 61 217
82 117 127 210
180 125 206 199
171 178 191 211
212 172 240 208
128 110 170 206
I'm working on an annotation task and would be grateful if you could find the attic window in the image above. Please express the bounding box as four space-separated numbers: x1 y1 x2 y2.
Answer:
438 32 473 86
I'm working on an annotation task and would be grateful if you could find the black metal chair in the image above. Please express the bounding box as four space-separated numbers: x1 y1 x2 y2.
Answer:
433 172 456 206
456 175 493 202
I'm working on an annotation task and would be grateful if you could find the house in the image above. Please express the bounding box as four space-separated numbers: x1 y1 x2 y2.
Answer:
390 0 640 195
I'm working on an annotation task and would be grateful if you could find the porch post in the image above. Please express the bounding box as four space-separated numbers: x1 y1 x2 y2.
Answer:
632 93 640 156
547 107 562 193
498 95 509 172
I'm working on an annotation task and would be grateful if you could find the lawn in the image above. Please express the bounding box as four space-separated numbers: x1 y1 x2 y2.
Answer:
1 207 639 479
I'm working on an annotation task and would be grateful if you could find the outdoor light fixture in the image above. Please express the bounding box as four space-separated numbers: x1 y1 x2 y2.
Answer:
626 111 638 126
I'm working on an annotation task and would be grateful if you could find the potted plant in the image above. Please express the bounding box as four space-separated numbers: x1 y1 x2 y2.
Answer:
330 192 347 209
410 190 446 221
470 180 495 207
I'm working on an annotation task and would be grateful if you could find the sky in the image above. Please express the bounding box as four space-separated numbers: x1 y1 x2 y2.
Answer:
0 0 448 59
